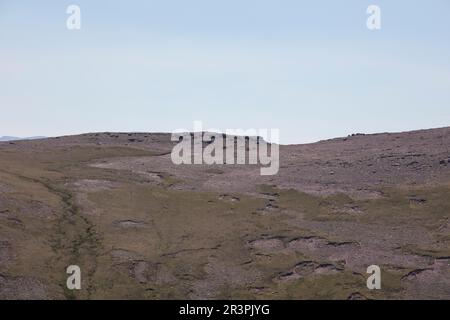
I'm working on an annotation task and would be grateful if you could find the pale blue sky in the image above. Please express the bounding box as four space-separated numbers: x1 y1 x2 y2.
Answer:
1 0 449 143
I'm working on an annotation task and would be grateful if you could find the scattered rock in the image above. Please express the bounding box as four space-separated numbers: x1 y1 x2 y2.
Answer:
114 220 148 229
133 261 157 283
218 194 240 202
347 292 368 300
71 179 119 192
409 196 427 205
248 238 285 253
314 264 341 274
277 261 343 282
401 268 433 281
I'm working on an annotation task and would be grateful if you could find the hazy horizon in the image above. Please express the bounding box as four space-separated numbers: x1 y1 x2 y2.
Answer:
2 123 449 145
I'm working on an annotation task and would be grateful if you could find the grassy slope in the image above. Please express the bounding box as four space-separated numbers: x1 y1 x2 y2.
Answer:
0 145 449 299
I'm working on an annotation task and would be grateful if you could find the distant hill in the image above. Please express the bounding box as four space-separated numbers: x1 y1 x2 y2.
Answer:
0 127 450 299
0 136 46 142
